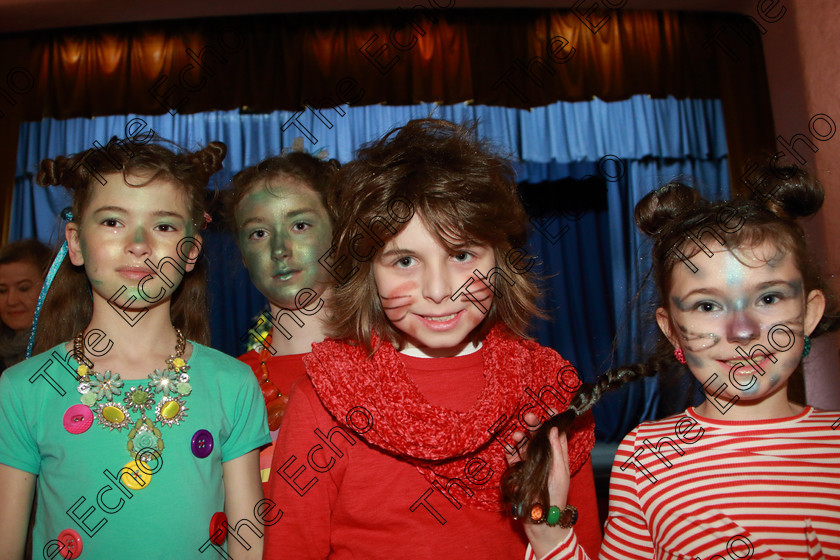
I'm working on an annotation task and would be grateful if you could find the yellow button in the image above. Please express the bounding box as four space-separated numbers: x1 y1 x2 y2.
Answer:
119 460 152 491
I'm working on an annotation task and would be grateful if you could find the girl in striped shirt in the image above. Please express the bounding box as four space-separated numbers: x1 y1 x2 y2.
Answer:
504 166 840 560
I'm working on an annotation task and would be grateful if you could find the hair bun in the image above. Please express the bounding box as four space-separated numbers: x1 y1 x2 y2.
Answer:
179 141 226 184
197 141 227 175
634 182 707 237
760 164 824 220
36 157 66 187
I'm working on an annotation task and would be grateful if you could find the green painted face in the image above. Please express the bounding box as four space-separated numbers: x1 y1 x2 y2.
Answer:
235 176 333 309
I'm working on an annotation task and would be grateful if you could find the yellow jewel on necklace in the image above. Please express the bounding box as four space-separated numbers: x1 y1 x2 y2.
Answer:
72 328 190 460
96 403 131 431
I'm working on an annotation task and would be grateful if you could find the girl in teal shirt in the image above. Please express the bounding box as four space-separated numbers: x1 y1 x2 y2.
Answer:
0 138 270 559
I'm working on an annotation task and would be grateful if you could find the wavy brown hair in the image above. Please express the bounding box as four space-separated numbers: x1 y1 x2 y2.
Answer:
502 164 839 513
326 118 542 353
33 137 226 353
225 150 341 230
0 239 52 273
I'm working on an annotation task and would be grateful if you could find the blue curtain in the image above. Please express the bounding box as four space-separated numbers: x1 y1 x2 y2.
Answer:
10 95 728 440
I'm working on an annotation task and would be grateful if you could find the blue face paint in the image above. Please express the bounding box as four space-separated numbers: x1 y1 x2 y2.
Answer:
740 380 761 396
685 352 703 368
671 295 691 312
724 259 746 288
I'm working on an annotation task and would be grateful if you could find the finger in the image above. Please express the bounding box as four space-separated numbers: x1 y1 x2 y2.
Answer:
546 429 571 508
522 411 559 432
547 428 568 472
505 445 520 466
505 432 529 466
557 430 569 475
522 412 541 431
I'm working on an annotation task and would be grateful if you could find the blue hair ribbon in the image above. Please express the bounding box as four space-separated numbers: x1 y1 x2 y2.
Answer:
25 208 73 359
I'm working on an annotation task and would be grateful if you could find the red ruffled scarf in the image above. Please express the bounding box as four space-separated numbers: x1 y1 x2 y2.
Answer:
304 325 594 512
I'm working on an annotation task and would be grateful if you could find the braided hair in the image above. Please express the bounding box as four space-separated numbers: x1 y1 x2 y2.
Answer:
502 163 839 512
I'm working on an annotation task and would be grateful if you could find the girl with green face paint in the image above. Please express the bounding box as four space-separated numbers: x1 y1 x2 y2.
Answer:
235 177 333 315
229 148 339 487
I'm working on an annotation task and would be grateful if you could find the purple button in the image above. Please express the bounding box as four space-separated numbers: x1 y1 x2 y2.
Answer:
191 429 214 458
63 405 93 435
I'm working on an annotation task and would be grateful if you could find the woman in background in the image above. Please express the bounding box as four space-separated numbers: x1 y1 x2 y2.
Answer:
0 239 50 370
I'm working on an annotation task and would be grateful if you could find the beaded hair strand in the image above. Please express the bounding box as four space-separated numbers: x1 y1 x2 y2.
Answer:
500 359 663 512
502 165 839 516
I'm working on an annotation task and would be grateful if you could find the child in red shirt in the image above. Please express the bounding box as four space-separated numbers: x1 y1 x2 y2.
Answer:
264 119 601 559
229 147 339 488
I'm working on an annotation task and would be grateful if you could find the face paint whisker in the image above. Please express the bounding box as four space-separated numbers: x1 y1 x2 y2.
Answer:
379 293 412 302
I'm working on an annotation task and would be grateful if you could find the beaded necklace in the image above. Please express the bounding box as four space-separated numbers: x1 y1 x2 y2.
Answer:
256 332 289 431
73 329 192 462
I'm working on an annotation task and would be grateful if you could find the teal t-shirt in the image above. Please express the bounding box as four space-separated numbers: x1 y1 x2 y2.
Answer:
0 342 270 559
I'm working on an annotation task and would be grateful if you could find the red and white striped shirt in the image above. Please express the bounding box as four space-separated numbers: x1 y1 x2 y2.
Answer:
529 406 840 560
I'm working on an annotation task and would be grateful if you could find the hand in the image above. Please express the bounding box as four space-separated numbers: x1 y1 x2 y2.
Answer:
508 414 574 559
507 410 556 462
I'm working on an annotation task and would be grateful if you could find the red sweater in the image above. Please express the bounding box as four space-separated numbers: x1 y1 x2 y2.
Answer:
264 348 602 559
238 349 308 489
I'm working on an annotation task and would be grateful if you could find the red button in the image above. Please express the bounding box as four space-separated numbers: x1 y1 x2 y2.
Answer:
63 405 93 435
209 511 227 545
56 528 83 559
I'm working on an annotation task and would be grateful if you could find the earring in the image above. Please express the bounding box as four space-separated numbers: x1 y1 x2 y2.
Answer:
802 335 811 358
674 348 686 364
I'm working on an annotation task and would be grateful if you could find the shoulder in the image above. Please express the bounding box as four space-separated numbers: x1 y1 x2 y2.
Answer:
614 411 701 458
3 342 69 373
237 348 260 370
289 373 321 403
803 406 840 426
189 342 254 382
282 374 338 430
305 337 368 377
494 330 573 369
631 412 695 438
498 334 581 393
309 337 364 359
0 343 75 394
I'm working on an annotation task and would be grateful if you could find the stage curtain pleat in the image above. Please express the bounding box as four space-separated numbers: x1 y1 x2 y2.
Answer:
0 9 773 240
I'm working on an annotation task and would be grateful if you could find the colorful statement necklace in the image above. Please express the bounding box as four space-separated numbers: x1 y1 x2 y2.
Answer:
73 329 192 461
256 332 289 432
